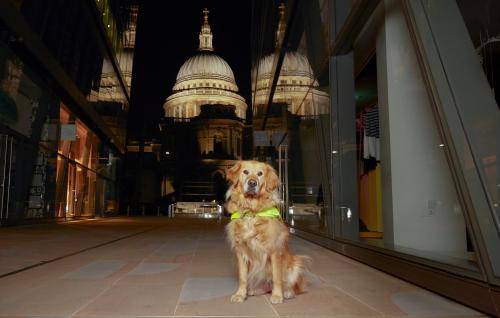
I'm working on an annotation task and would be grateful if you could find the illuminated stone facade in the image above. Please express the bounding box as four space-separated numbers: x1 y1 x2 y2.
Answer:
163 9 247 120
160 9 249 202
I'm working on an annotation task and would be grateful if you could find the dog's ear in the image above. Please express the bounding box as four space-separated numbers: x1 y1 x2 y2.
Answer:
226 161 242 185
265 164 280 192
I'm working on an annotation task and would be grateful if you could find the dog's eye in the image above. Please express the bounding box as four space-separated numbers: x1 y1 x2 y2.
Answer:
257 171 263 176
243 170 249 175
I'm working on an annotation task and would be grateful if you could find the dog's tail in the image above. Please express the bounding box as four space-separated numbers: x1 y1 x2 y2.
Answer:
289 254 312 294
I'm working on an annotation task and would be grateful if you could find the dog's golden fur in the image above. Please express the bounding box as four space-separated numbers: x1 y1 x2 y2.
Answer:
225 160 309 304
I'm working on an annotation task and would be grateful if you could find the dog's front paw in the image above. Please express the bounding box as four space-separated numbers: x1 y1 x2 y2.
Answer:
283 290 295 299
270 294 283 304
231 293 246 303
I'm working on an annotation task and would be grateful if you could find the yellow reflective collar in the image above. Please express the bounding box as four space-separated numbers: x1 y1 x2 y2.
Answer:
230 207 281 220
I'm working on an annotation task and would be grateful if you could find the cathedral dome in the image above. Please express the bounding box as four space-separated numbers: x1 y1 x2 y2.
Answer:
175 53 236 85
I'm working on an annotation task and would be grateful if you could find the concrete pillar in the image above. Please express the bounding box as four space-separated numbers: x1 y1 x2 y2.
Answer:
377 0 466 258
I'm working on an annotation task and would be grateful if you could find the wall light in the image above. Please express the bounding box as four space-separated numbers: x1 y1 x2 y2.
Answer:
439 143 445 147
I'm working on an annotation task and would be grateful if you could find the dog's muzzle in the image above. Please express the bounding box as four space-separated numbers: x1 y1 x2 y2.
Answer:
244 178 259 195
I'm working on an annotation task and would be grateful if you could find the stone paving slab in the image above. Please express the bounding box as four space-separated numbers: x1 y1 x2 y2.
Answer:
0 217 486 317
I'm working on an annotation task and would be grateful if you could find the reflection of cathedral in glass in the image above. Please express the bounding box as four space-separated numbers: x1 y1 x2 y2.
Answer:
252 4 329 118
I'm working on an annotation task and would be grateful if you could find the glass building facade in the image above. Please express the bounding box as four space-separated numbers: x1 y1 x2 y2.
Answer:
0 0 136 223
251 0 499 314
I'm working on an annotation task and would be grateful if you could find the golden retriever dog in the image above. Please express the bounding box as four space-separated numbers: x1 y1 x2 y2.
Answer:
225 160 309 304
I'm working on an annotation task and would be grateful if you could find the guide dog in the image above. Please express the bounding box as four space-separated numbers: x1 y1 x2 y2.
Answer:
225 160 309 304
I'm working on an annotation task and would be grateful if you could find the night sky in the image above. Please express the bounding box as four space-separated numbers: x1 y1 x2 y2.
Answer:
128 1 252 139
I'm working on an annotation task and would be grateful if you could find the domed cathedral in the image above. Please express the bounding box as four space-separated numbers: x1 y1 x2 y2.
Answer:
163 9 247 120
251 4 329 120
159 9 248 203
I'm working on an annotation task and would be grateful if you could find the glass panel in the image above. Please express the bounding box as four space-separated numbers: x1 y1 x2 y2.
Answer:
20 0 131 152
55 157 68 218
0 34 60 221
89 56 128 150
0 40 43 138
455 0 500 279
251 0 289 196
251 1 333 236
26 147 54 219
95 176 106 217
56 103 117 219
331 0 479 270
283 2 332 235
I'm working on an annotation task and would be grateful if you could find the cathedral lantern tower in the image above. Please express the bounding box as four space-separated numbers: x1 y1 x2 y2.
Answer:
199 8 214 51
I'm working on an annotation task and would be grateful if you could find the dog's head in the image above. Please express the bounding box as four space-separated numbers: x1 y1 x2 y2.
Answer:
226 160 279 198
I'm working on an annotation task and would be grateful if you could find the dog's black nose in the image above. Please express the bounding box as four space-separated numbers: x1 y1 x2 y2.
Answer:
248 179 257 188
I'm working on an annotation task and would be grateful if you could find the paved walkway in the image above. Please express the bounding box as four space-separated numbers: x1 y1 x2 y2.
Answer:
0 217 484 317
